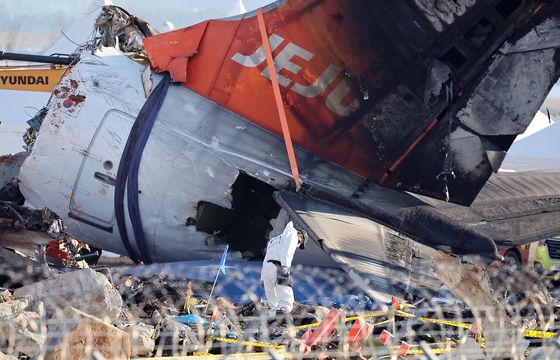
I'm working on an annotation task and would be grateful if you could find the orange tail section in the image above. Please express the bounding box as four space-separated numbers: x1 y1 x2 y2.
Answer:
144 0 372 177
144 0 560 205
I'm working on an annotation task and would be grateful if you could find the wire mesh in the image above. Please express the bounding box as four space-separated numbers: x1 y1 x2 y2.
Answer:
0 253 559 360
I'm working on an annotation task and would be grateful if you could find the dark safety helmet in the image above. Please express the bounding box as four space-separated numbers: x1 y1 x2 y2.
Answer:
298 229 308 249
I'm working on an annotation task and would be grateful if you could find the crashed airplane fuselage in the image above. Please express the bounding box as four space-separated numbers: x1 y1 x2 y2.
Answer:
12 0 560 264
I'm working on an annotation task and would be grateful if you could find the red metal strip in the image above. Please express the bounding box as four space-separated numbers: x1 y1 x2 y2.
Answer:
380 118 440 184
256 7 301 190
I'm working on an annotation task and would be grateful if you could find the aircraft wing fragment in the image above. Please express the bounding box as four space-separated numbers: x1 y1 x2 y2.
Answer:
424 172 560 247
273 170 560 300
273 191 442 302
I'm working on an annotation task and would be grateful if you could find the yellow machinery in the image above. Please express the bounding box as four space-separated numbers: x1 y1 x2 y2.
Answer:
0 51 77 92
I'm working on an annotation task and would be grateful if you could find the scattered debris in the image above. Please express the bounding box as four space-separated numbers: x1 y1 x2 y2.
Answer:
118 275 182 323
0 297 46 357
0 290 14 303
95 5 156 53
439 337 486 360
116 322 155 356
14 269 122 323
45 307 130 360
0 352 18 360
0 194 99 286
433 253 525 359
0 246 558 359
44 238 100 268
0 201 58 252
155 316 201 356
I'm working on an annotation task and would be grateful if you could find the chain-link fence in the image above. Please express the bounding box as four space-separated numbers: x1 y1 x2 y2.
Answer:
1 250 559 360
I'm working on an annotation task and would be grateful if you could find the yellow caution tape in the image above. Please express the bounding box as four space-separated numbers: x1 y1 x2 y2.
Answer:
524 329 557 339
213 337 285 349
475 333 486 349
405 347 455 356
415 318 556 339
144 350 290 359
388 339 458 355
396 310 471 328
344 311 389 322
416 316 472 329
396 310 557 340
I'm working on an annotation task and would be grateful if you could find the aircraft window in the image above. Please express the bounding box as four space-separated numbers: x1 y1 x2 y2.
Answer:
103 160 113 170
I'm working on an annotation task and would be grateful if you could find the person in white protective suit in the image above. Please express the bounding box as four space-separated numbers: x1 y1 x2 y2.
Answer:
261 221 308 316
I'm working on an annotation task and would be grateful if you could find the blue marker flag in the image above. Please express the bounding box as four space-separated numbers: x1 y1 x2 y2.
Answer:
219 245 229 275
205 244 229 313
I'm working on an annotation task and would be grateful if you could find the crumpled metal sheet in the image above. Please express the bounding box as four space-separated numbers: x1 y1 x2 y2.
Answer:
273 191 441 302
0 201 64 238
420 171 560 246
475 172 560 202
95 6 150 53
500 17 560 54
0 152 28 191
423 59 453 106
471 172 560 245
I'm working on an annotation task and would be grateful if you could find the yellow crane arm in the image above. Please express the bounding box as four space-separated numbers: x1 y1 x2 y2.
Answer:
0 66 69 92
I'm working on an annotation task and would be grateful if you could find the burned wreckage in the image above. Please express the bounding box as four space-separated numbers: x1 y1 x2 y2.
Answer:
2 0 560 301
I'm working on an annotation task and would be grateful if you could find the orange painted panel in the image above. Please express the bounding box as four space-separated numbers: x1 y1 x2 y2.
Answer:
144 0 382 179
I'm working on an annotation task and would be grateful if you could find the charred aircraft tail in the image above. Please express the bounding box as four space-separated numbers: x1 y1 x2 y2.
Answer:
144 0 560 205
